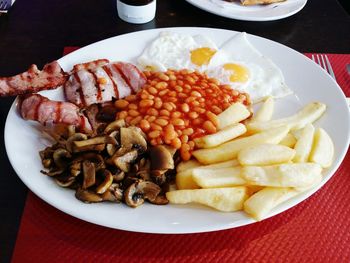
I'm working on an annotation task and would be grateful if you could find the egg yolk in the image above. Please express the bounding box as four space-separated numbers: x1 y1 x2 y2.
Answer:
190 47 217 66
223 63 249 83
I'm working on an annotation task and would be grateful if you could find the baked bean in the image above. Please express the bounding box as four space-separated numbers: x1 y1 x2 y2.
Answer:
206 111 219 127
156 81 168 90
114 99 129 109
125 116 133 123
147 116 156 123
158 73 170 81
180 134 189 144
168 91 177 97
125 94 137 102
171 111 182 118
169 74 177 80
163 102 174 111
139 99 154 108
148 130 161 139
150 139 158 146
158 89 169 96
171 119 185 126
191 101 200 107
148 86 158 95
169 80 177 88
147 108 159 116
167 97 178 103
188 112 199 119
130 116 142 125
181 103 190 113
159 109 170 116
155 118 169 126
128 109 140 117
154 99 163 109
191 91 202 97
175 86 183 92
140 119 151 131
128 103 138 110
150 123 162 131
182 128 194 136
211 105 222 114
156 137 164 145
171 138 182 149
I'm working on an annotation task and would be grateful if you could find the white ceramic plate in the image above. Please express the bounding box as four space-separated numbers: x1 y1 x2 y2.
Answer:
5 27 350 234
185 0 307 21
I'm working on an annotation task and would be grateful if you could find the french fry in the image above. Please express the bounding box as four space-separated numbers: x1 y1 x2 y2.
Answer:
166 187 248 212
238 143 295 166
309 128 334 168
247 102 326 132
293 123 315 163
244 187 299 220
217 102 251 130
192 167 245 188
251 96 274 122
279 133 297 148
176 159 239 190
192 126 289 164
242 163 322 188
194 123 246 148
176 159 201 173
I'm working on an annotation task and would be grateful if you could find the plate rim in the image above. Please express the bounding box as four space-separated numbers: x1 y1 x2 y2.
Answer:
4 27 350 234
185 0 308 21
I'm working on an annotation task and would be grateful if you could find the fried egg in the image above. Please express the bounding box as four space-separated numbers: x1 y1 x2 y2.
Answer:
137 31 292 103
137 32 218 71
206 32 292 102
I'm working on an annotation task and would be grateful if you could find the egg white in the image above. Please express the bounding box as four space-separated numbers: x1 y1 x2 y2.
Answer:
206 32 292 103
137 32 218 72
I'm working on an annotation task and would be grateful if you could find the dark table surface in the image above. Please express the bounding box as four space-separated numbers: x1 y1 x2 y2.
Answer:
0 0 349 262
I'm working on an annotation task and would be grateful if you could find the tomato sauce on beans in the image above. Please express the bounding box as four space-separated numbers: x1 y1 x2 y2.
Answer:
114 69 250 161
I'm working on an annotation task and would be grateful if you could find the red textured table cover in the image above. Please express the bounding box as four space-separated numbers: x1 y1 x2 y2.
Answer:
11 51 350 263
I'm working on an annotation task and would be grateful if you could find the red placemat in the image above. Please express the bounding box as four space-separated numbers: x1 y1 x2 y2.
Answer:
11 52 350 263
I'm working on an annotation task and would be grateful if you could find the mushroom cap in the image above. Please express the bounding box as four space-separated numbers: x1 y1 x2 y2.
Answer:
149 145 175 171
120 127 147 153
124 180 161 208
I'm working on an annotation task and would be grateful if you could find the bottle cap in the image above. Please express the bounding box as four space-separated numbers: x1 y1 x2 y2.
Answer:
117 0 156 24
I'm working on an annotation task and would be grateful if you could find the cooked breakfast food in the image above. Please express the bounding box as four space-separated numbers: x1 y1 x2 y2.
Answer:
0 61 67 97
240 0 286 6
223 0 286 6
2 31 335 218
65 60 147 107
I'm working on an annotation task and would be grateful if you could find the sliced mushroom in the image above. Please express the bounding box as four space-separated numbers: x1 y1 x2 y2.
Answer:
74 153 105 171
149 145 175 170
149 195 169 205
104 119 125 134
120 127 147 152
70 161 81 177
101 183 123 202
55 175 76 188
111 149 138 172
112 170 125 182
82 160 96 189
75 188 102 203
40 168 65 177
73 135 117 152
135 158 151 181
151 169 168 185
96 169 114 194
124 180 161 208
66 133 88 153
53 148 71 169
42 158 52 168
106 130 120 156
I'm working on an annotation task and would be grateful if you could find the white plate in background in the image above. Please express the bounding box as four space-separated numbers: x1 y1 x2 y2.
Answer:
185 0 307 21
5 27 349 234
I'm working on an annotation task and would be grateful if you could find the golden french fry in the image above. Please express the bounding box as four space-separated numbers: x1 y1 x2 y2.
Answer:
279 133 297 148
166 187 248 212
247 102 326 132
194 123 246 149
309 128 334 168
176 160 239 189
192 167 245 188
242 163 322 188
238 143 295 166
293 123 315 163
176 159 201 173
251 96 274 122
192 126 289 164
217 102 251 130
244 187 299 220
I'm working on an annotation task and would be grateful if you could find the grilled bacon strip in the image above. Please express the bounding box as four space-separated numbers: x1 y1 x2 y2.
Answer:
19 94 92 133
0 61 67 97
64 61 147 107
